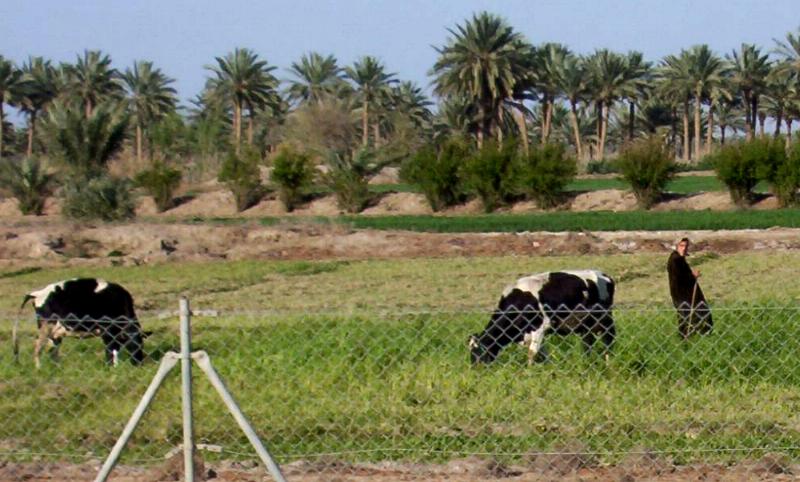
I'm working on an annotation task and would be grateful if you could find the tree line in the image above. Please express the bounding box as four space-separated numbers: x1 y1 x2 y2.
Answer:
1 11 800 218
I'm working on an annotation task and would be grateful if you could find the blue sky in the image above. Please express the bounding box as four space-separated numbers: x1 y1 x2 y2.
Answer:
1 0 798 112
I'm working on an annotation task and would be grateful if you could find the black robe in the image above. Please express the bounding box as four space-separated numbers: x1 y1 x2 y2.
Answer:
667 250 712 337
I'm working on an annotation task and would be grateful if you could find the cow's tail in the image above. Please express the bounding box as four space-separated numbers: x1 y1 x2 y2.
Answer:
14 295 36 362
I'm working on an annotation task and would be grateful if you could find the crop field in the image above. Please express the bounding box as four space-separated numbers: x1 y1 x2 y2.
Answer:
2 251 800 474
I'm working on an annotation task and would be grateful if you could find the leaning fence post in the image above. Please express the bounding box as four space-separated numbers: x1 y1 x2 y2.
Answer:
192 350 288 482
94 353 180 482
180 297 195 482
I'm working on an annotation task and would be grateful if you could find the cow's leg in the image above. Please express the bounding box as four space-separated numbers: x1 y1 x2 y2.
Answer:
525 317 551 366
124 330 145 365
581 332 596 354
34 324 53 369
48 322 68 363
599 317 616 362
102 331 122 367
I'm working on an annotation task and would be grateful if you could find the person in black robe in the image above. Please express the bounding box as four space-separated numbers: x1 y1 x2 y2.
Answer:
667 238 712 339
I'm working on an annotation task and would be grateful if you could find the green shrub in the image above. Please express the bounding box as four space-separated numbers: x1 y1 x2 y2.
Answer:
62 175 135 221
514 143 577 208
754 137 799 207
270 146 315 212
400 138 468 211
0 157 56 215
710 139 769 207
218 147 266 212
323 150 375 213
615 136 677 209
462 140 517 212
134 161 182 212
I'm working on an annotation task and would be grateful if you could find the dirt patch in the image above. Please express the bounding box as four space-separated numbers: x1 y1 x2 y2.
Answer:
1 456 798 481
161 190 238 217
362 192 433 215
570 189 638 211
1 221 799 268
652 191 735 211
369 166 400 184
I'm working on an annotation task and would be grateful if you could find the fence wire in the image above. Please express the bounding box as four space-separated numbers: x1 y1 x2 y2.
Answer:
2 303 800 480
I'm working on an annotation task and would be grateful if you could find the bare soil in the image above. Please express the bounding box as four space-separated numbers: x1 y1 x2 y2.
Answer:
0 181 757 219
0 219 798 269
1 453 797 481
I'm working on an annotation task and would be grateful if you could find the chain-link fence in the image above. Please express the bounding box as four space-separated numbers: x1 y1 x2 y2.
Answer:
3 302 800 480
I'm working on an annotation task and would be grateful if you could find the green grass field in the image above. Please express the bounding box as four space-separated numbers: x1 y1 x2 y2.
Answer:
2 254 800 465
371 176 769 195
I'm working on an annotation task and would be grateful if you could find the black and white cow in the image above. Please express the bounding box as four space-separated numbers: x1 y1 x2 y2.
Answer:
469 270 616 365
14 278 145 368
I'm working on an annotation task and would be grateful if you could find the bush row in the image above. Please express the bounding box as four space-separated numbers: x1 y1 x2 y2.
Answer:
401 139 577 212
2 136 798 220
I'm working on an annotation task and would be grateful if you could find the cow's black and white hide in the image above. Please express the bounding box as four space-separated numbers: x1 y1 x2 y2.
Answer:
15 278 145 368
469 270 616 365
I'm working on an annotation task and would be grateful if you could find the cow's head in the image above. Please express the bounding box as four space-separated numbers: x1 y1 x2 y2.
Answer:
468 333 497 365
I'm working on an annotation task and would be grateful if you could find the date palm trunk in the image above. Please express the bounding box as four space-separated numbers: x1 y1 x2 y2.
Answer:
136 124 143 163
743 91 753 141
569 101 583 161
599 102 609 159
247 113 254 146
758 111 766 138
362 100 369 147
705 103 715 156
85 99 93 119
786 118 793 148
373 122 381 148
683 99 691 161
720 124 727 145
25 112 36 157
774 109 783 138
513 107 529 155
628 100 635 142
233 101 242 153
694 92 703 161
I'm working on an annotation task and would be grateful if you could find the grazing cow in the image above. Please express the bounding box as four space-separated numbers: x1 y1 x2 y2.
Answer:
14 278 145 368
469 270 616 365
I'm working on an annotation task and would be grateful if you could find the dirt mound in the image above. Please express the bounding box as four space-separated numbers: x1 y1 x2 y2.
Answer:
1 221 799 268
369 166 400 184
362 193 433 215
570 189 638 211
162 190 237 217
442 198 484 214
653 192 735 211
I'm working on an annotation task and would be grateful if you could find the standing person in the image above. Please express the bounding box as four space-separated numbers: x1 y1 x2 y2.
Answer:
667 238 713 339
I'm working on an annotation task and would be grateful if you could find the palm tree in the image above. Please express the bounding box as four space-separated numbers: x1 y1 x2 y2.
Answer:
659 50 694 160
391 81 433 130
763 64 797 138
42 101 128 177
344 56 397 148
121 61 177 162
0 56 23 159
715 101 745 144
557 54 589 159
774 27 800 72
685 45 728 157
206 48 279 151
16 57 59 156
431 11 531 147
622 51 652 142
727 44 771 140
286 52 344 106
62 50 123 118
533 43 569 143
586 49 629 159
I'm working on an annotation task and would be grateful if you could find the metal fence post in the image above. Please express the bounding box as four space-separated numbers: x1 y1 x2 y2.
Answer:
180 297 195 482
94 353 181 482
193 351 288 482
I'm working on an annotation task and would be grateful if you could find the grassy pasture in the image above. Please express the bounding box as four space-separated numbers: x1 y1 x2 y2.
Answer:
1 253 800 465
